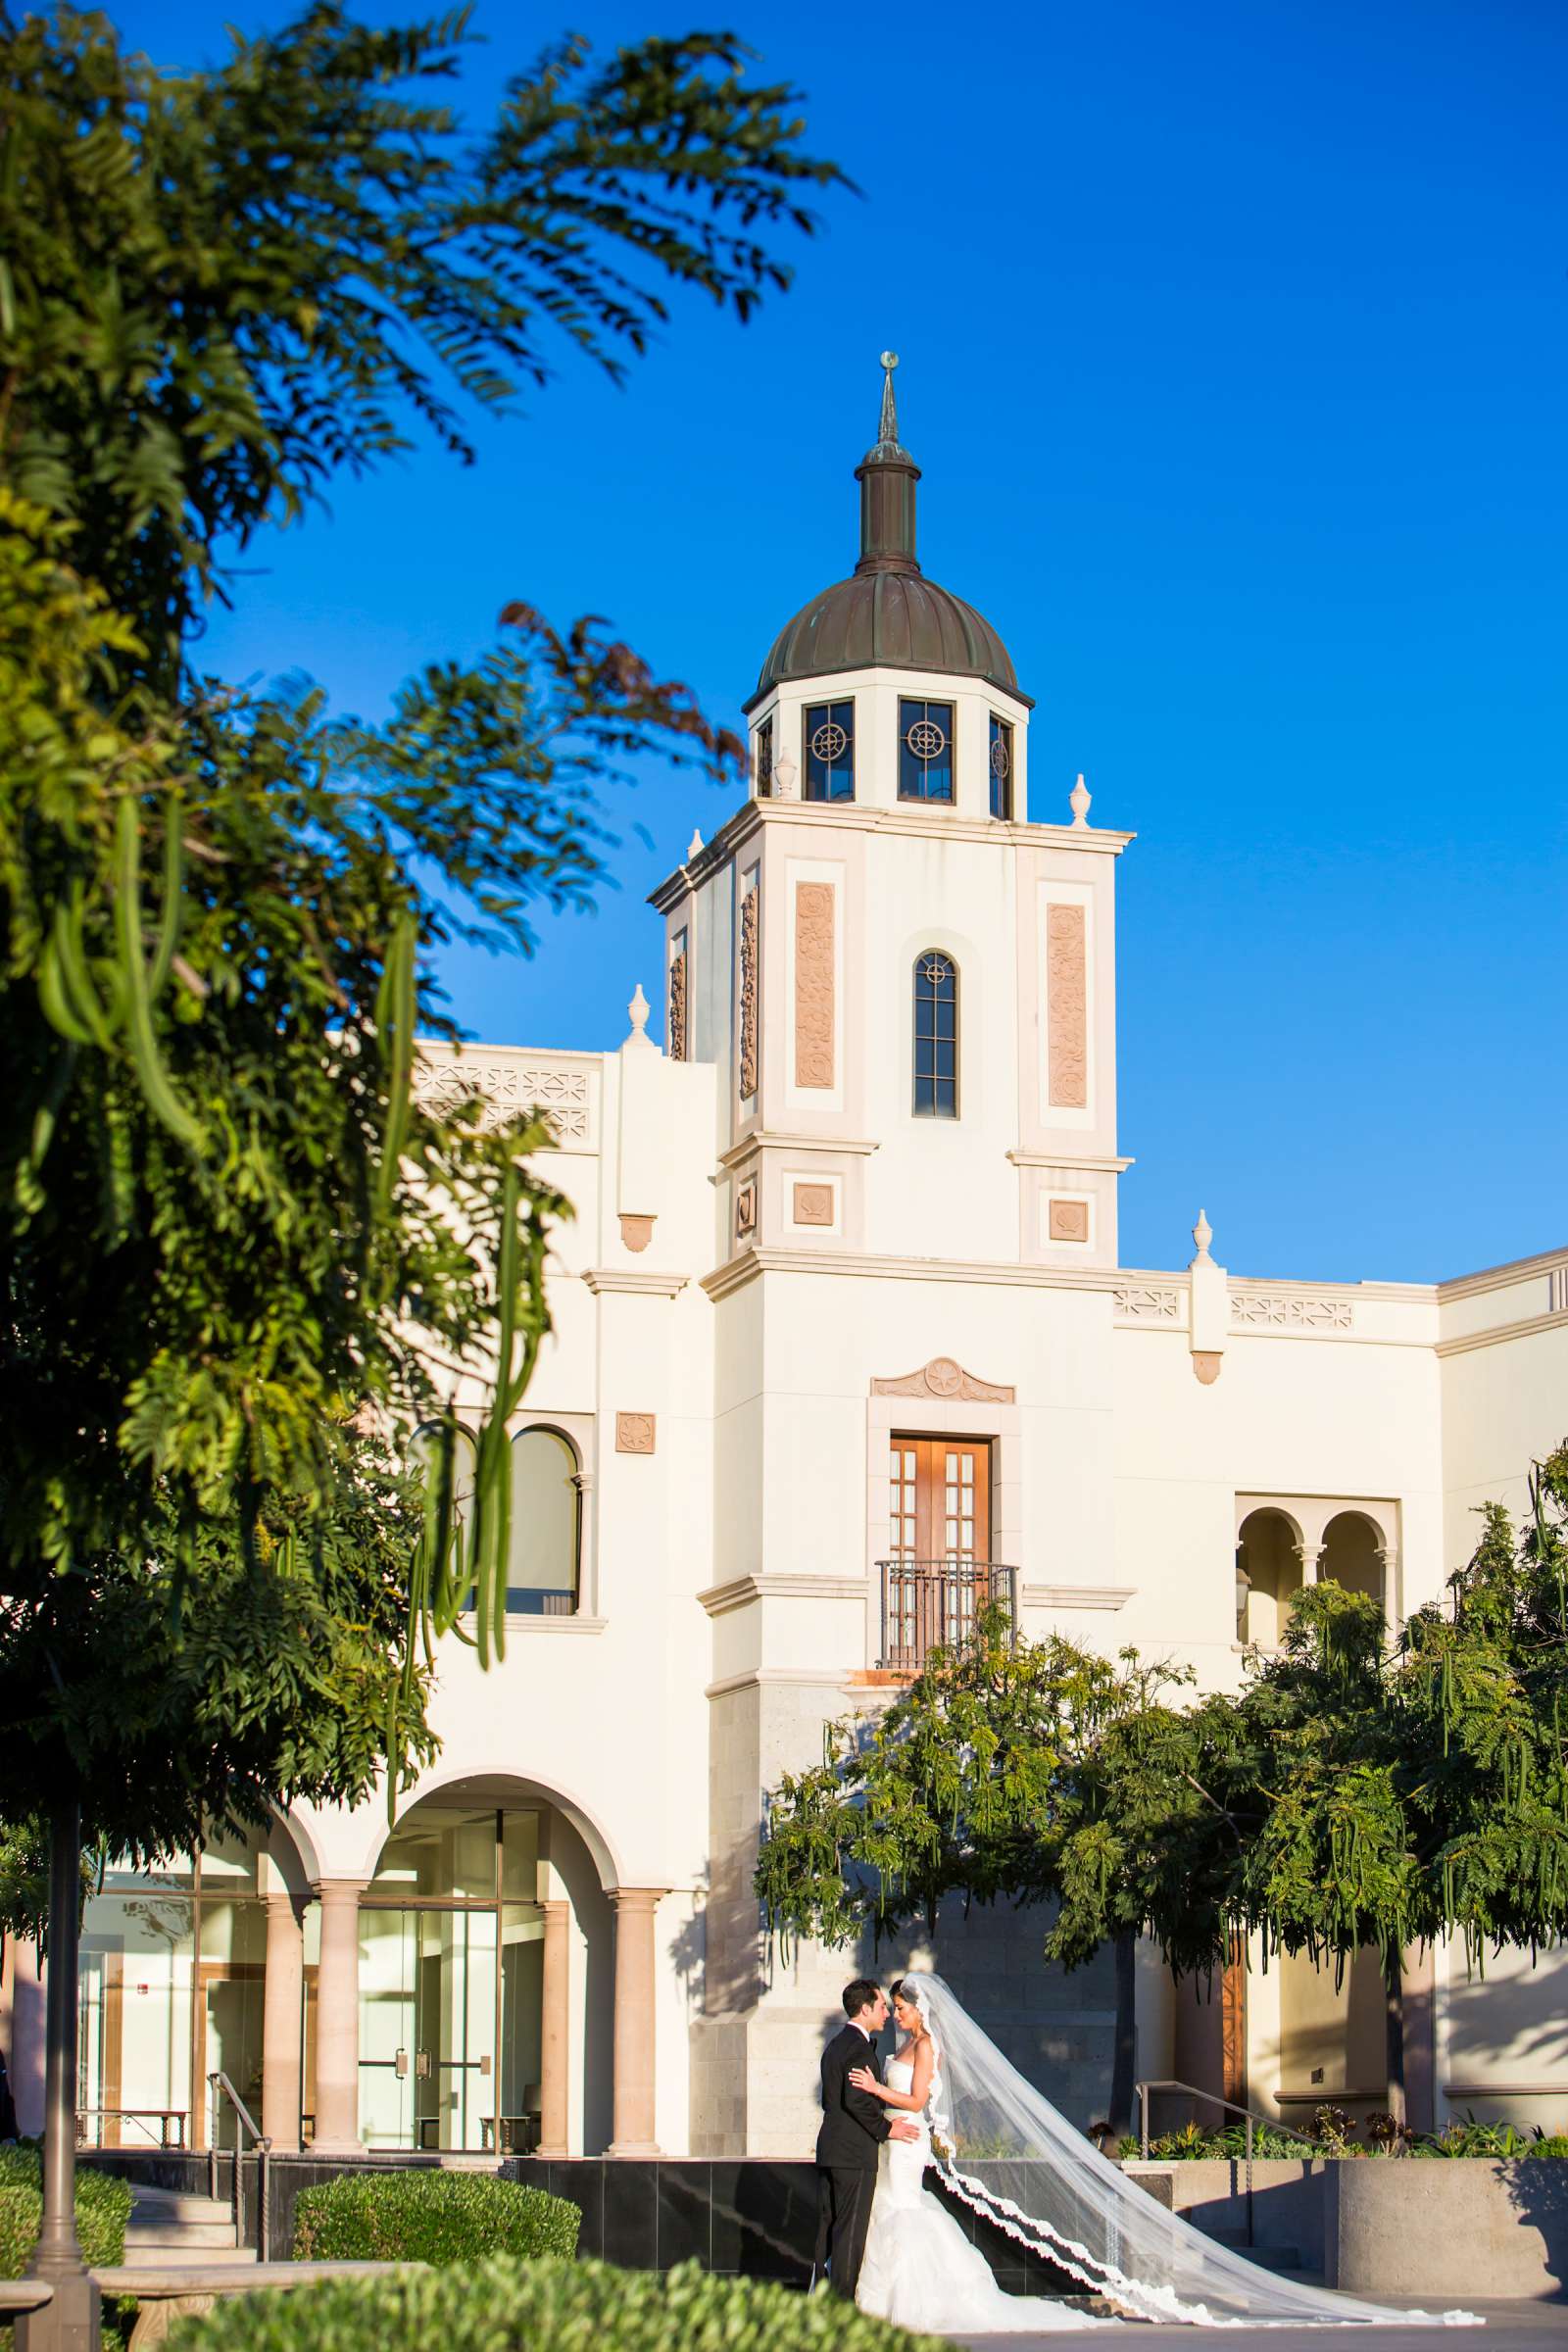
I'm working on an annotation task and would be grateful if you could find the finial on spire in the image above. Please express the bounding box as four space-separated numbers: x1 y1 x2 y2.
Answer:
878 350 900 446
1069 772 1092 828
1191 1208 1214 1264
626 982 653 1051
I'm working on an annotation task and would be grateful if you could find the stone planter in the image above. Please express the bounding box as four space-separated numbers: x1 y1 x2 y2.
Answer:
1325 2159 1568 2300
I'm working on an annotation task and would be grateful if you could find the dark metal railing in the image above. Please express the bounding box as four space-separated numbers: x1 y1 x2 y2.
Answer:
74 2106 187 2149
876 1559 1018 1671
1134 2078 1323 2248
208 2071 272 2263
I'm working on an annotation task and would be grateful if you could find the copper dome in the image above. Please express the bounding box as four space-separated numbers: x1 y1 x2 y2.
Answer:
747 355 1027 710
754 568 1020 703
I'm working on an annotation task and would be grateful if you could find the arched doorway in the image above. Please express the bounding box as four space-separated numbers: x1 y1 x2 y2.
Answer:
1319 1510 1386 1613
356 1782 612 2154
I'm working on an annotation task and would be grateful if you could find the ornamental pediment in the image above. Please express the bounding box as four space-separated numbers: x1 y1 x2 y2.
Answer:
870 1356 1014 1403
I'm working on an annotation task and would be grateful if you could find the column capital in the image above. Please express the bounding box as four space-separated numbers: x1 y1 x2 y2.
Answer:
610 1885 668 1915
313 1875 370 1904
1297 1544 1323 1582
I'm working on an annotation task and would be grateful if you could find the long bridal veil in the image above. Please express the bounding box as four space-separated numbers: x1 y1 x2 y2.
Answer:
899 1974 1479 2328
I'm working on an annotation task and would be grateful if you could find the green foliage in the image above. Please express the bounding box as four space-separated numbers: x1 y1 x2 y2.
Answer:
167 2256 946 2352
2 5 846 687
0 5 840 1863
0 2149 132 2275
291 2170 580 2265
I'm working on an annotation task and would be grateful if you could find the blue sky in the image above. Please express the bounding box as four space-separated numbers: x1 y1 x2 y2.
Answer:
119 0 1566 1284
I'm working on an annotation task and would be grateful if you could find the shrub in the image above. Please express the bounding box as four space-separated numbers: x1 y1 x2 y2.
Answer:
292 2170 579 2265
0 2149 133 2276
169 2255 949 2352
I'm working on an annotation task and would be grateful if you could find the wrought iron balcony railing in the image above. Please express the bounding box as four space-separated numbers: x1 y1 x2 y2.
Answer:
876 1558 1018 1672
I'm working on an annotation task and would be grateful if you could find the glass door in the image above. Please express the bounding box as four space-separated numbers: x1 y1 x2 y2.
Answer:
359 1909 416 2150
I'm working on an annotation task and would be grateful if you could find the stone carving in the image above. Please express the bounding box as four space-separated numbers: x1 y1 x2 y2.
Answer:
1048 1199 1089 1242
1114 1287 1181 1320
735 1180 757 1240
667 948 687 1063
792 1182 834 1227
1046 903 1088 1109
618 1213 654 1254
794 881 836 1091
739 886 760 1102
1230 1293 1354 1332
1192 1351 1223 1386
615 1412 656 1455
414 1057 592 1145
871 1356 1015 1403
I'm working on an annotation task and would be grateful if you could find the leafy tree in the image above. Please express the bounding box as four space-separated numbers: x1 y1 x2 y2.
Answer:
755 1611 1193 2132
1 3 841 1852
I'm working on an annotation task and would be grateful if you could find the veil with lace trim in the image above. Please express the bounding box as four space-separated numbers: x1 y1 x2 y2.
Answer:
896 1974 1479 2328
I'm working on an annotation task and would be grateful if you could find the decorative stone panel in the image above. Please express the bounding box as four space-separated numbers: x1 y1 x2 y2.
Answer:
1114 1287 1182 1321
792 1182 834 1227
1048 1199 1090 1243
414 1056 593 1146
618 1213 654 1254
615 1413 657 1455
871 1356 1014 1403
735 1181 758 1240
1046 903 1088 1109
1230 1293 1353 1331
667 945 687 1062
793 882 836 1091
739 886 760 1102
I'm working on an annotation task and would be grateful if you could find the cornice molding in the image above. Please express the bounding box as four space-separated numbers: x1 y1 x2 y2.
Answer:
1021 1584 1134 1612
716 1131 881 1173
581 1268 689 1298
1436 1307 1568 1360
1437 1245 1568 1302
699 1573 869 1618
650 801 1135 908
705 1665 865 1700
1007 1150 1136 1173
701 1245 1124 1304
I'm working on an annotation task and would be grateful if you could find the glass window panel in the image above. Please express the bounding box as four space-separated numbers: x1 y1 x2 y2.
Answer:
989 714 1014 820
101 1852 194 1891
507 1429 579 1614
78 1888 195 2148
899 700 955 803
912 953 958 1118
500 1810 541 1903
200 1829 263 1891
804 701 855 802
372 1809 497 1899
755 713 774 798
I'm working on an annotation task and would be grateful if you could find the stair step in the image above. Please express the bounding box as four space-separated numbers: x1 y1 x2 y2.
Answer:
126 2222 239 2249
118 2243 257 2274
1202 2231 1311 2274
128 2190 235 2226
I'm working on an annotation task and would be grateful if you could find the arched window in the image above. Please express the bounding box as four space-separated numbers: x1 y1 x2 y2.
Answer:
411 1422 478 1538
507 1428 580 1617
913 952 958 1118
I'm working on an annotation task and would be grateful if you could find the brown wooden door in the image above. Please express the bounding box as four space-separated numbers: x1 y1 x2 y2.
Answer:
885 1438 992 1667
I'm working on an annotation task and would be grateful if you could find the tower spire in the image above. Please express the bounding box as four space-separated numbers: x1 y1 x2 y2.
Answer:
855 347 921 576
877 349 900 448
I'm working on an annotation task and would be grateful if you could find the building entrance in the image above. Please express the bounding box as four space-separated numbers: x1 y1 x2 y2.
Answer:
359 1803 545 2152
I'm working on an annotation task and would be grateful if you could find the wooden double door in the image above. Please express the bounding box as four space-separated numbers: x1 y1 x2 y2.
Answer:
885 1437 993 1668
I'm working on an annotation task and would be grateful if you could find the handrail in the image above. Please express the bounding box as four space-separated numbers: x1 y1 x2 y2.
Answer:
208 2071 273 2264
1134 2078 1322 2250
875 1558 1019 1671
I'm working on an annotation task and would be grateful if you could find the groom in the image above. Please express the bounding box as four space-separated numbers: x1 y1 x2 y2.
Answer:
811 1978 920 2299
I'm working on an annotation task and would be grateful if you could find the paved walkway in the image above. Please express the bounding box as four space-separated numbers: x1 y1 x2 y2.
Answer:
956 2301 1568 2350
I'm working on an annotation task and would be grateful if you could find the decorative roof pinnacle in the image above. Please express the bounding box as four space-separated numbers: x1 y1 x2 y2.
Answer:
878 350 900 447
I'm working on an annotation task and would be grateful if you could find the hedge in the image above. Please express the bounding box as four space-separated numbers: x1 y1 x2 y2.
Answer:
167 2255 950 2352
0 2146 133 2278
292 2170 580 2264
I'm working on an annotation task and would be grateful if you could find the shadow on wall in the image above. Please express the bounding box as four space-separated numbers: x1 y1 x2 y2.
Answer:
1505 2165 1568 2301
550 1811 613 2154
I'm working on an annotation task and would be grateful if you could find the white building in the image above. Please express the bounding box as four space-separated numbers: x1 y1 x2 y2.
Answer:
18 363 1567 2169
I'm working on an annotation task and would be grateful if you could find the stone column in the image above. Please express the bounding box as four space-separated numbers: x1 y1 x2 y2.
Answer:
261 1893 305 2150
311 1880 368 2153
10 1936 45 2139
1298 1543 1323 1585
536 1900 570 2158
607 1887 667 2157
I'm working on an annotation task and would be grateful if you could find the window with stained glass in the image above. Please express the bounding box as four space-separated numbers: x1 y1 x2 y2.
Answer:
755 713 774 798
912 951 957 1118
804 701 855 801
989 714 1014 820
899 699 954 802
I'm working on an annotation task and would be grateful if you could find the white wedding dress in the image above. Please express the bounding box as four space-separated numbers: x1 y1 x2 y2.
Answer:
856 2053 1104 2333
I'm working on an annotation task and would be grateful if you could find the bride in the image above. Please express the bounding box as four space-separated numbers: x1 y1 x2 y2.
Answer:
847 1973 1479 2330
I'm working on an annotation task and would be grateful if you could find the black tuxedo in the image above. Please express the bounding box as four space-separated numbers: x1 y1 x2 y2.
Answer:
812 2022 891 2297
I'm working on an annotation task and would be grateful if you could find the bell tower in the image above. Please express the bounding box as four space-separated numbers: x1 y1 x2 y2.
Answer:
652 356 1132 1274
